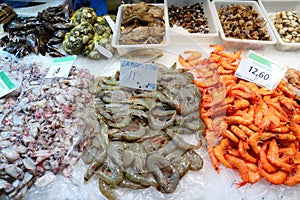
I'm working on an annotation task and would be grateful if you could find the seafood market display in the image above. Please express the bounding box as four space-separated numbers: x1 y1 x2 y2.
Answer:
0 4 74 58
179 45 300 186
118 2 166 45
83 64 205 199
0 57 95 199
1 1 300 199
269 11 300 43
63 7 115 59
168 2 209 33
0 3 17 25
217 4 271 40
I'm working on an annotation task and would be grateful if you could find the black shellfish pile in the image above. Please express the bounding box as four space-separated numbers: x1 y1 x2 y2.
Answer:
0 4 74 58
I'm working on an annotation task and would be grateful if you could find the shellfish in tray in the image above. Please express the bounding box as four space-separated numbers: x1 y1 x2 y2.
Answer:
118 2 166 45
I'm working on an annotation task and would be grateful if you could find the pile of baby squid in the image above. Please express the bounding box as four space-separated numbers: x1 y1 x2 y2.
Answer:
179 45 300 187
83 64 206 199
0 57 95 199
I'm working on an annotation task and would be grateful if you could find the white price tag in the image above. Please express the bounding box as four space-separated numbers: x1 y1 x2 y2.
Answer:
119 59 158 91
235 51 287 90
46 56 77 79
0 71 17 98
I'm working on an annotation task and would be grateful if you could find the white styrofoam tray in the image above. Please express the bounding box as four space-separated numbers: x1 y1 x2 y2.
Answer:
259 0 300 51
111 3 170 55
166 0 219 40
210 0 277 49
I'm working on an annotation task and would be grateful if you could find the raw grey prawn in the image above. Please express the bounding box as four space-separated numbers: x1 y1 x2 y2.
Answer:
82 63 206 199
146 153 180 193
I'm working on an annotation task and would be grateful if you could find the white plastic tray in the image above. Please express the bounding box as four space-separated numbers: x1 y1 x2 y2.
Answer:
210 0 277 49
166 0 219 42
259 0 300 51
111 3 170 55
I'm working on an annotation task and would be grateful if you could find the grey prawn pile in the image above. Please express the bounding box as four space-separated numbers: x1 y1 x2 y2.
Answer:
83 64 206 199
0 58 95 199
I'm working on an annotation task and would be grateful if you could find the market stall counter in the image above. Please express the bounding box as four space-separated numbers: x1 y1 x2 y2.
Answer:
1 1 300 200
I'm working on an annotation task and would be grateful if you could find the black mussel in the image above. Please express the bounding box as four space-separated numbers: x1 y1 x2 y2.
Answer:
41 21 55 32
15 46 30 58
46 44 64 57
54 29 68 39
5 19 24 29
11 35 26 43
4 42 22 54
0 35 10 46
52 22 74 29
48 36 63 45
26 33 40 55
38 35 48 56
53 16 69 24
60 5 72 21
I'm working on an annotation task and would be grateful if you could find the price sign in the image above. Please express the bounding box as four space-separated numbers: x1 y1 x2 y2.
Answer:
45 56 76 79
0 70 17 98
235 51 287 90
119 59 158 91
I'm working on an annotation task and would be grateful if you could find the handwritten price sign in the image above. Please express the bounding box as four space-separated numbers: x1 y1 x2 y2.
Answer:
46 56 76 79
235 51 287 90
119 59 158 91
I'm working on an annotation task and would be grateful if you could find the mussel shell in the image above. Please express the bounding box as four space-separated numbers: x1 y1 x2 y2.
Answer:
0 35 10 45
48 37 63 45
4 42 22 53
11 35 26 43
54 30 68 39
5 19 24 29
15 46 31 58
26 33 39 55
52 22 74 29
41 21 55 31
46 44 64 57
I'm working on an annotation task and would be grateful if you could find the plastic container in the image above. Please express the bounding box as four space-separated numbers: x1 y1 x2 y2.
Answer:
258 0 300 51
210 0 277 49
166 0 219 42
111 3 170 55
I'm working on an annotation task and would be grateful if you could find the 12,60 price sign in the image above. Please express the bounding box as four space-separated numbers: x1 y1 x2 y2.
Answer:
235 51 287 90
248 66 270 80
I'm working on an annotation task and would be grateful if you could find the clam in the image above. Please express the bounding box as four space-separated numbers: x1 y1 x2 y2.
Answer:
270 10 300 43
